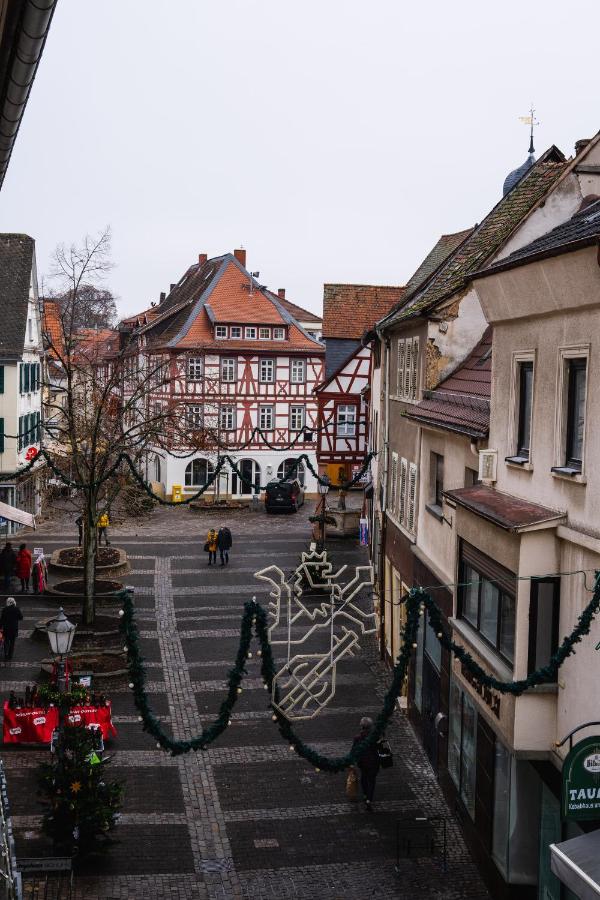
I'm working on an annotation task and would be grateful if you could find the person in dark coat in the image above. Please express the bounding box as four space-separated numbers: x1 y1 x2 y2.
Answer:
0 597 23 661
352 716 380 810
0 542 16 590
217 527 232 567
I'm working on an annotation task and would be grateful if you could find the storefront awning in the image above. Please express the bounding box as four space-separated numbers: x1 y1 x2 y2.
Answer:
550 830 600 899
0 501 35 528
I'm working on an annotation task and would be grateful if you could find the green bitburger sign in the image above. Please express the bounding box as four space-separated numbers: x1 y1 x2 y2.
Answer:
562 736 600 821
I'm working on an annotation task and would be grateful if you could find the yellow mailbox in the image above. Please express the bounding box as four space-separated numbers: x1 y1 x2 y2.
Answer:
172 484 183 503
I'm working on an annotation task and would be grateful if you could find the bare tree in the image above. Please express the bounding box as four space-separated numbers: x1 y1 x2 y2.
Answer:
42 230 218 624
44 284 118 330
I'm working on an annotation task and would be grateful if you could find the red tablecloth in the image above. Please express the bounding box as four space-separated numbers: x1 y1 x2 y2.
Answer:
3 702 117 744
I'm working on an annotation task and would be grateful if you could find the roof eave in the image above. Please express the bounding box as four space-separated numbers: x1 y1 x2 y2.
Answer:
403 411 488 440
471 236 600 280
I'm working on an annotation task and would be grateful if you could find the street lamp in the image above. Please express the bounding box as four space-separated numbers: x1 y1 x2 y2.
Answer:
47 607 76 693
317 475 330 551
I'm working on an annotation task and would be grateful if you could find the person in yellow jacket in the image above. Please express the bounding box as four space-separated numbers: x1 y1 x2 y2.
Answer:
97 512 110 546
205 528 218 566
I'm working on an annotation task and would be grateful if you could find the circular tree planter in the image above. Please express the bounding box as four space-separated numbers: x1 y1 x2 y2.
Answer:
49 546 130 579
40 649 128 683
45 579 125 606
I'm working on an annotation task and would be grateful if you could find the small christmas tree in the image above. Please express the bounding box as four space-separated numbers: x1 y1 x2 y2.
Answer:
37 724 123 858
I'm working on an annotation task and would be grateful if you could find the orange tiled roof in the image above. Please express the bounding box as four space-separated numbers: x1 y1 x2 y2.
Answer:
142 254 324 354
75 327 119 359
42 299 64 357
322 284 406 339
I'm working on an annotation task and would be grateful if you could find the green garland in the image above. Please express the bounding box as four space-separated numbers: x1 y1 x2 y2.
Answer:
119 571 600 771
10 447 375 503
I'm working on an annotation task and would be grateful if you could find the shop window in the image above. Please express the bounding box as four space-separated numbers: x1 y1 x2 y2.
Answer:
528 578 560 674
448 678 477 818
492 749 542 884
458 543 516 664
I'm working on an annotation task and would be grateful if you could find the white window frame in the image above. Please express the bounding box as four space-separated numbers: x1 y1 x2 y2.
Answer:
220 405 236 431
245 326 257 340
336 404 356 437
230 326 242 339
185 405 203 429
290 405 304 431
259 358 275 383
290 359 306 384
554 344 590 476
390 452 398 514
221 357 237 383
273 327 285 340
259 327 271 340
395 336 420 402
507 350 536 464
187 356 204 381
259 404 274 431
215 325 228 339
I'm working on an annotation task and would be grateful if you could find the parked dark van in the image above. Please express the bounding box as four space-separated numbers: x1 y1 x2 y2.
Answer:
265 478 305 513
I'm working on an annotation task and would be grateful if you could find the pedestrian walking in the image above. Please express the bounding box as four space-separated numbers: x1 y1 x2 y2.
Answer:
75 515 83 547
0 542 16 591
352 716 380 811
15 543 32 593
217 526 232 567
205 528 218 566
97 511 110 546
0 597 23 661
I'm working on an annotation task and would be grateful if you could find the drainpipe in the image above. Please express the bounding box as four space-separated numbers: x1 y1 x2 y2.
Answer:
0 0 58 191
375 326 391 661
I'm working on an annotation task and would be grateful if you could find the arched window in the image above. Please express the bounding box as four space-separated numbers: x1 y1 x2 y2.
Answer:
185 458 215 487
277 458 305 486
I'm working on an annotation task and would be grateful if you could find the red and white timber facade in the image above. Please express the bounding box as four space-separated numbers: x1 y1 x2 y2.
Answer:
315 344 371 484
122 249 324 499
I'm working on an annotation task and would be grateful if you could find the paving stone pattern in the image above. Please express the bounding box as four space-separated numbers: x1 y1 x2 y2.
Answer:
0 504 490 899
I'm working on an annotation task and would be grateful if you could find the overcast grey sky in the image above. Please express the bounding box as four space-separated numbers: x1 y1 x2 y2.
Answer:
0 0 598 317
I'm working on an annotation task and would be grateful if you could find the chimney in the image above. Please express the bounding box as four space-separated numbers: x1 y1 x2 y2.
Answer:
234 248 247 268
575 139 591 156
170 283 176 292
198 253 207 266
159 292 166 303
277 288 286 299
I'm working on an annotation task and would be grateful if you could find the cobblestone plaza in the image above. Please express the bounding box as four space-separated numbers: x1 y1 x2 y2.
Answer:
1 505 489 898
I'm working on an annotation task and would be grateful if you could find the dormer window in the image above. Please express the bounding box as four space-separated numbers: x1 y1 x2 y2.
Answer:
215 325 228 339
230 326 242 339
273 327 285 340
259 327 271 340
245 326 257 340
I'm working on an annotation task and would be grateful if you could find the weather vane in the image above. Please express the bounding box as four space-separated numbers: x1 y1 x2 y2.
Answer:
518 104 539 156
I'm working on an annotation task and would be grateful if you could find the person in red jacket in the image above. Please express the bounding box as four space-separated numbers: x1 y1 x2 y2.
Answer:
15 543 32 593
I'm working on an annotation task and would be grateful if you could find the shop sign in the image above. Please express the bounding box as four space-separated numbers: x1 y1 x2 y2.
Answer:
460 661 500 718
562 736 600 820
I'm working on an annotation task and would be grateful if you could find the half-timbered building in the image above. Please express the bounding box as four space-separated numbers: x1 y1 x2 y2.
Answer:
123 249 325 499
315 283 405 485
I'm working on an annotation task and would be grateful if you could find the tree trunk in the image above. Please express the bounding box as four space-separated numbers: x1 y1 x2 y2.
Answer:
82 492 97 625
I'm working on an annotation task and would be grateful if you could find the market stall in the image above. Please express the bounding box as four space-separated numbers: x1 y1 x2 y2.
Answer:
3 700 116 744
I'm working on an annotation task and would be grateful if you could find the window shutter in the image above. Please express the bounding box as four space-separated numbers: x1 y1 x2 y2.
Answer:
407 462 418 532
399 457 408 524
0 418 4 452
397 340 405 394
19 364 23 394
36 362 41 390
390 453 398 513
17 415 22 451
24 363 30 393
404 341 412 399
0 365 4 394
411 338 419 401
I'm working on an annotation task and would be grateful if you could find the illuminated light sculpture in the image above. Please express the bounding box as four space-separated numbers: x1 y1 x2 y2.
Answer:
255 544 376 720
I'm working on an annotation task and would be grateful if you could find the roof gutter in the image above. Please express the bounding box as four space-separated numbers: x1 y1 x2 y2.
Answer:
0 0 57 191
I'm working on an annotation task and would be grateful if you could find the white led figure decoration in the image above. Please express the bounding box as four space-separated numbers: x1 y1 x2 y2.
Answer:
255 544 376 720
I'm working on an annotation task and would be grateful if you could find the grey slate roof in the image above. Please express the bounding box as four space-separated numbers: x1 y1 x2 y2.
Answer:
0 233 34 360
324 338 360 378
475 196 600 276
